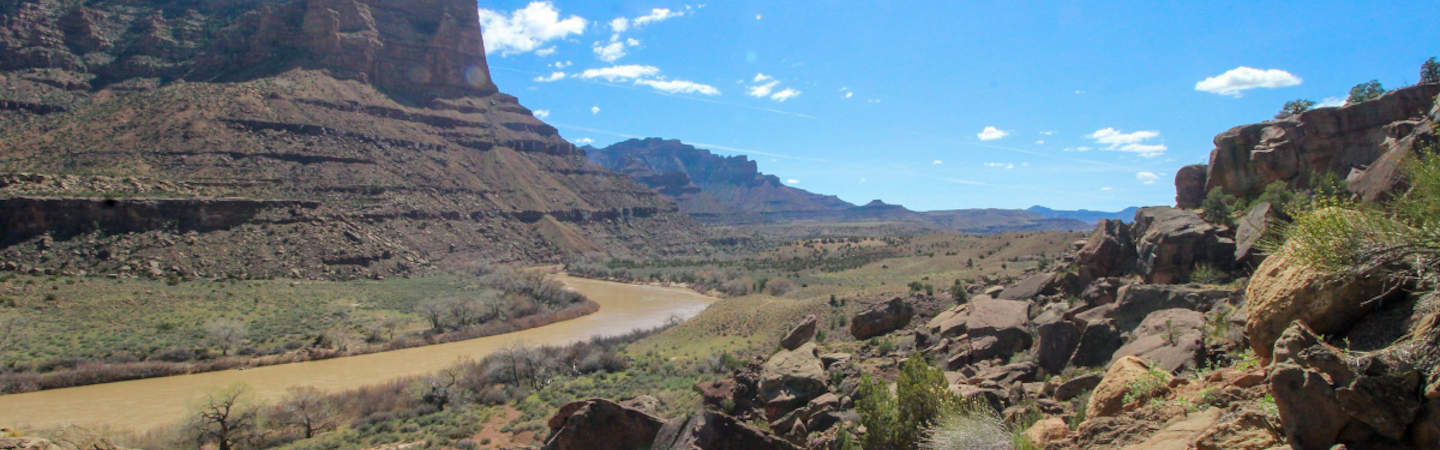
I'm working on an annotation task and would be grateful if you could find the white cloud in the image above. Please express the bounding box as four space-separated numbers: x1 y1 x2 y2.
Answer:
770 88 802 102
977 126 1010 141
478 2 588 56
634 8 685 27
785 179 800 185
1087 128 1167 157
754 73 774 83
844 91 854 99
1101 186 1113 191
1035 140 1045 145
579 65 661 81
748 80 778 97
533 109 550 119
1063 146 1093 152
591 106 601 115
1040 130 1055 136
635 79 720 96
534 71 566 82
609 17 630 33
1317 96 1345 108
534 47 557 57
1195 66 1302 97
550 60 572 69
985 162 1016 170
1074 90 1087 95
932 160 944 165
593 39 629 62
575 137 594 145
1136 171 1159 184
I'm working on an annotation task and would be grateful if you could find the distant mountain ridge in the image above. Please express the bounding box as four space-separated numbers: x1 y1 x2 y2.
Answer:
1026 206 1139 224
588 138 1116 233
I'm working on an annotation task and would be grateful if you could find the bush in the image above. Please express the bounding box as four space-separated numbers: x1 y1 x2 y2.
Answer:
1348 80 1385 104
1201 188 1236 226
919 409 1012 450
1422 57 1440 85
1189 263 1228 285
856 355 963 449
1276 99 1315 118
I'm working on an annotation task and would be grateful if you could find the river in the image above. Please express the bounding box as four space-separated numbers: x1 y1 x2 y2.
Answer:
0 276 717 432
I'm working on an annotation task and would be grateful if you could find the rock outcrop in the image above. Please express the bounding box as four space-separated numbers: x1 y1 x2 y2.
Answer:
1174 164 1209 209
779 315 817 351
1131 207 1235 284
1075 219 1136 281
759 342 828 420
1244 234 1391 361
1205 84 1440 202
653 410 800 450
1087 356 1165 420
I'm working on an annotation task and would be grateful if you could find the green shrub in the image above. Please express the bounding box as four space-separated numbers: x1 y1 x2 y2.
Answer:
1189 263 1228 285
1276 99 1315 118
856 355 963 450
1201 188 1237 226
1122 365 1170 405
1423 57 1440 85
1348 80 1386 104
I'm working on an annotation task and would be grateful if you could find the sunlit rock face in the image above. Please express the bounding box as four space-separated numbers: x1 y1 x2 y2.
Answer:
0 0 700 280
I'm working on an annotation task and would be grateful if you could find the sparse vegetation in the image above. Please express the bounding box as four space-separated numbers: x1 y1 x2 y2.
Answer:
1347 79 1386 104
1276 99 1315 118
1201 188 1237 226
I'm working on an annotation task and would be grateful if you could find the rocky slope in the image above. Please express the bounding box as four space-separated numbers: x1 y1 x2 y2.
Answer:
0 0 701 280
589 138 1092 232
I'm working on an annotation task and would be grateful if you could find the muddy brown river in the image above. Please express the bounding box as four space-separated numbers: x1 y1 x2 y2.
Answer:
0 276 716 432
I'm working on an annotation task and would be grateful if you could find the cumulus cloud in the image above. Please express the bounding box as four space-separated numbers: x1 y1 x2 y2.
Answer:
575 137 594 145
533 109 550 119
609 17 630 33
591 106 601 115
932 160 944 165
478 2 587 56
785 179 800 185
1087 128 1167 157
977 126 1010 141
841 88 855 99
534 71 566 82
635 79 720 96
746 73 801 101
1195 67 1302 97
770 88 802 102
579 65 661 81
535 47 557 57
1136 171 1159 184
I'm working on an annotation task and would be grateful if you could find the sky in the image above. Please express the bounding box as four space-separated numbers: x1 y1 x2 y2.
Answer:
474 0 1440 211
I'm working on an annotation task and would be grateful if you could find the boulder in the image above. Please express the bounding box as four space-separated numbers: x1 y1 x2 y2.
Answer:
968 361 1041 386
1244 236 1390 361
543 398 666 450
1025 417 1070 448
1131 207 1235 284
1081 277 1124 307
1269 322 1425 448
1110 309 1205 372
1109 284 1234 332
1086 356 1164 419
653 410 800 450
929 298 1034 367
779 314 817 350
1035 315 1081 375
1075 219 1137 281
998 272 1057 300
1175 164 1209 209
1122 407 1222 450
759 342 828 420
850 297 913 339
1233 201 1277 263
1069 319 1125 368
1192 408 1285 450
1054 372 1103 401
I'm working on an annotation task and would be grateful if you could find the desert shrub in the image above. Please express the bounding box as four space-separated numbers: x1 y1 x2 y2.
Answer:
1189 263 1228 285
919 408 1011 450
1276 99 1315 118
1424 57 1440 85
765 278 795 296
1122 365 1170 405
1201 188 1237 226
1348 80 1386 104
1255 180 1299 215
856 355 963 449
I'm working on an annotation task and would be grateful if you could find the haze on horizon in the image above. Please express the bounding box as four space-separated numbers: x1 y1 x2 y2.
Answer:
474 0 1440 211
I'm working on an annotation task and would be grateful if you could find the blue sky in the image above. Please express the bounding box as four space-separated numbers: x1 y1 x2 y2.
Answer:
476 1 1440 211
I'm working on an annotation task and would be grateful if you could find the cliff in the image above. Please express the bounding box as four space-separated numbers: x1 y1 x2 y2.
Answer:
0 0 701 280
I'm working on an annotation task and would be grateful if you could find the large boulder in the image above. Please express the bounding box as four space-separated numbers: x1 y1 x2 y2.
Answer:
779 314 817 350
1109 284 1234 332
1244 237 1390 361
1110 308 1205 372
1131 207 1235 284
1075 219 1136 281
759 342 828 420
653 410 800 450
543 398 666 450
1035 314 1081 375
850 297 913 339
928 298 1033 368
1268 322 1425 449
1069 318 1125 368
998 272 1073 300
1175 163 1209 209
1086 356 1165 420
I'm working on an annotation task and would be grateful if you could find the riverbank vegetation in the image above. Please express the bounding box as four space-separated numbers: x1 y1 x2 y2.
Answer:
0 267 595 393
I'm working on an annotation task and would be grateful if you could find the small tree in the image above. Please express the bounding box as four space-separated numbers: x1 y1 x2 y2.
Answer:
1347 80 1386 104
1422 57 1440 85
1201 188 1236 227
190 383 259 450
950 280 969 304
274 386 332 439
417 299 448 332
856 355 963 449
1276 99 1315 119
204 319 247 356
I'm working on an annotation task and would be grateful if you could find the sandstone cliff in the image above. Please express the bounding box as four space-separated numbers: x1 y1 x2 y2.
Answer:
0 0 700 280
